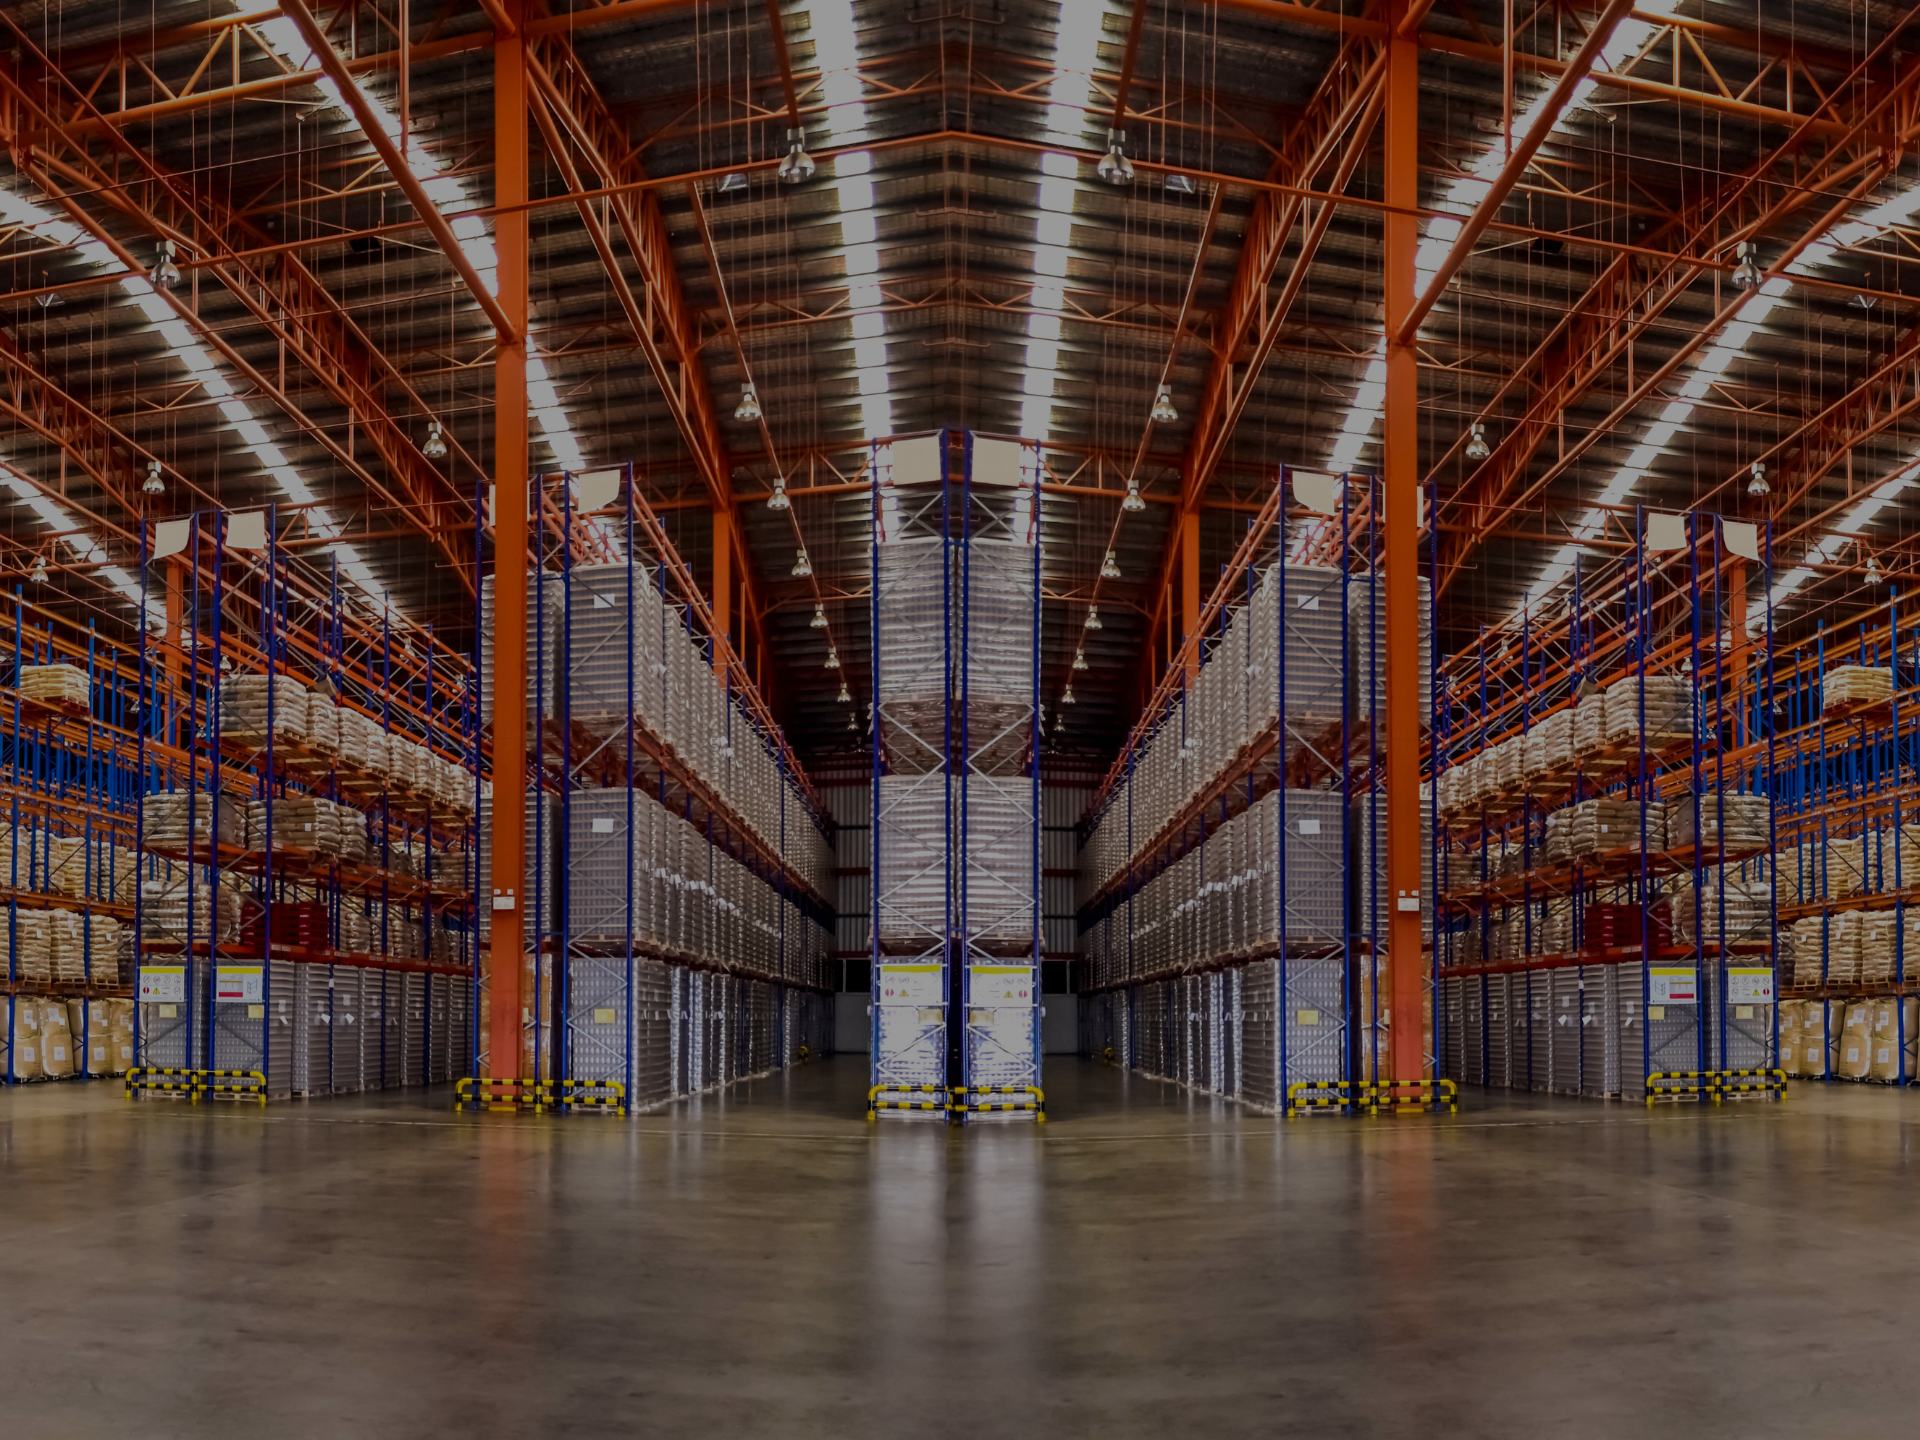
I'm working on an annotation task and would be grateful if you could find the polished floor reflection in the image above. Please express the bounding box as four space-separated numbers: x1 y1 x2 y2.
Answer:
5 1060 1919 1437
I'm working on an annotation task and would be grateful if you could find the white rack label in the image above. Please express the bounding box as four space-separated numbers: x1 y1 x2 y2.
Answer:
138 966 186 1003
1727 967 1774 1005
1649 967 1697 1005
214 965 264 1004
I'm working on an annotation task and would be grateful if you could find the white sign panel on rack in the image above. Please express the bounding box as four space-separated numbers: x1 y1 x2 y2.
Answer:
1649 966 1698 1005
137 965 186 1004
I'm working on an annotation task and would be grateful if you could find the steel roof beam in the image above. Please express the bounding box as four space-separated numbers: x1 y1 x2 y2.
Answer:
1434 27 1920 596
1395 0 1637 343
277 0 518 339
0 28 479 589
518 21 769 667
1131 17 1388 679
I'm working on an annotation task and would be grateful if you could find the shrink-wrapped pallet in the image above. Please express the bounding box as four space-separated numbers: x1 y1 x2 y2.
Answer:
1668 865 1771 946
305 698 344 760
338 705 380 777
1547 797 1661 859
139 873 243 945
142 790 243 850
45 908 87 983
1823 664 1893 712
1667 790 1771 854
19 662 88 710
1572 688 1607 753
1602 673 1692 746
1522 709 1573 782
219 673 311 745
6 910 51 982
1827 911 1868 984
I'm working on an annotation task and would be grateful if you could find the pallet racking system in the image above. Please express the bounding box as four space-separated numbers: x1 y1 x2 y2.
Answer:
1434 508 1781 1104
868 431 1043 1123
1772 591 1920 1084
497 468 834 1114
0 596 141 1084
1074 469 1434 1115
132 508 479 1101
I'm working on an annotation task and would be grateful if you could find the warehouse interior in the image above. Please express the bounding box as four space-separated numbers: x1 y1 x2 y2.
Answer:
7 0 1920 1435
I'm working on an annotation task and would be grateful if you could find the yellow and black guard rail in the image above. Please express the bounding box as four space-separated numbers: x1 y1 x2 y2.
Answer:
558 1078 628 1114
200 1069 268 1107
125 1066 205 1101
867 1083 947 1119
1285 1079 1354 1116
951 1085 1045 1121
1645 1070 1717 1106
1713 1067 1786 1101
1359 1078 1459 1116
455 1076 554 1113
125 1068 268 1105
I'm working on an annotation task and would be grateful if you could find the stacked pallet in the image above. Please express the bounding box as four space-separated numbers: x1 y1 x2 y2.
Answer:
138 873 243 945
1668 865 1772 946
220 673 311 744
19 662 88 709
1601 674 1693 745
1668 790 1771 853
143 792 243 850
1544 797 1663 860
1822 664 1893 712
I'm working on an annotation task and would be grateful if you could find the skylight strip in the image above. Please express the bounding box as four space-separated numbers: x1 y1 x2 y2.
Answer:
246 8 586 490
1322 19 1661 477
0 178 394 614
806 5 890 437
1023 0 1115 442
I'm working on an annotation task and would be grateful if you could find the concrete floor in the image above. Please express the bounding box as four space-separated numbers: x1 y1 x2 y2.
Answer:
6 1063 1920 1439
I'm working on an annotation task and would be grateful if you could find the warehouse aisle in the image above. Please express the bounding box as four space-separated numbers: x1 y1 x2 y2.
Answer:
7 1066 1920 1437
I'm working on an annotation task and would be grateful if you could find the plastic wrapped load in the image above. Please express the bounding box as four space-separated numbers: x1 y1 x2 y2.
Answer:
1668 865 1771 946
1857 909 1920 986
1545 796 1665 860
1571 688 1607 754
1823 664 1893 713
142 790 244 851
388 736 426 792
219 673 311 745
305 698 344 760
1862 823 1920 893
1602 673 1692 746
1667 790 1771 855
337 706 381 776
1489 734 1523 793
1522 709 1573 783
139 873 243 945
19 662 88 710
244 795 365 857
44 909 89 983
1784 835 1867 901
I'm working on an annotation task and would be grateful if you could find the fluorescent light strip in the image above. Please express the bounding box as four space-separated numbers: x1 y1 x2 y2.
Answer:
1023 3 1113 442
247 9 588 495
0 463 152 622
1322 19 1660 476
0 178 395 614
803 5 893 439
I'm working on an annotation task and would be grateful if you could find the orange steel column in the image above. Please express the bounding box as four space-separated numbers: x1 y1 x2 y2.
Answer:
1383 0 1426 1081
487 0 530 1079
1179 508 1201 681
712 505 733 673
